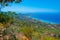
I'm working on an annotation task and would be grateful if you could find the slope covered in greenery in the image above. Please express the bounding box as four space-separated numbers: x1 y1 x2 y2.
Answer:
0 12 60 40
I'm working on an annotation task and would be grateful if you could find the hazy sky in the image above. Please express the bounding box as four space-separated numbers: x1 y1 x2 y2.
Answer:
2 0 60 13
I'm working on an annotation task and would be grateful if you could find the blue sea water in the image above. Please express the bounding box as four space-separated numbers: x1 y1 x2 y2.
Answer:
28 12 60 24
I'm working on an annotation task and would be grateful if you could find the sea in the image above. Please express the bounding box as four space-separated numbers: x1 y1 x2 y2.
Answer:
27 12 60 24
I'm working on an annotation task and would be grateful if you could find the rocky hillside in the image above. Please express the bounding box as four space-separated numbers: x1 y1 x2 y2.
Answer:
0 12 60 40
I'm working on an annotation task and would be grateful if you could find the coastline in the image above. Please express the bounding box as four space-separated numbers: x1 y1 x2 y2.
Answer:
28 16 60 25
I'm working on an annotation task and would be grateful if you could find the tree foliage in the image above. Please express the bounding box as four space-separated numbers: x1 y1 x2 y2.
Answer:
0 0 22 6
0 0 22 11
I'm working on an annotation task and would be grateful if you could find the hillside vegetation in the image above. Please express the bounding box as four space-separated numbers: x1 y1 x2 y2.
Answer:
0 12 60 40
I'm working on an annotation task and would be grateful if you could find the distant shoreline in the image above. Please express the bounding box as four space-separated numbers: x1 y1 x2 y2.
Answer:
28 16 60 25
